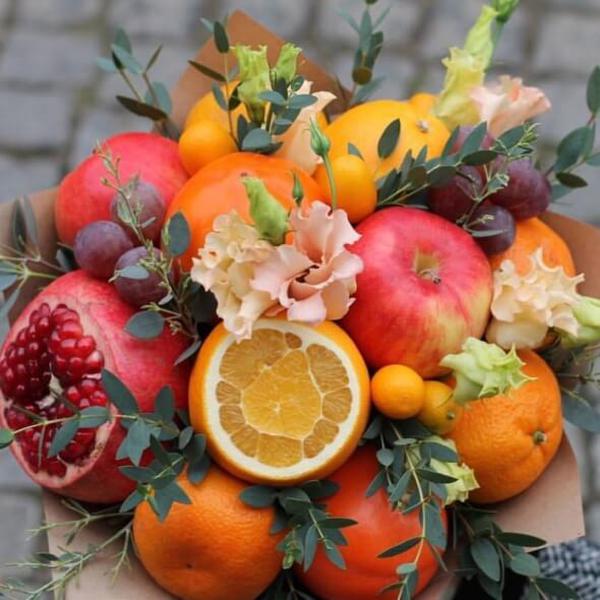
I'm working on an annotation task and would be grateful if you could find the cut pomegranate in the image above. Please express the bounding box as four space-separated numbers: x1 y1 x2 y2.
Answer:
0 270 191 504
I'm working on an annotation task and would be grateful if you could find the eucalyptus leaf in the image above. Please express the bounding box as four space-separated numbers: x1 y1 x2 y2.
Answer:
242 128 275 152
365 469 386 497
378 118 401 159
113 28 132 52
509 553 540 577
460 123 488 157
79 406 110 428
378 536 420 558
178 426 194 450
535 578 578 598
477 572 502 600
102 369 139 415
376 447 394 467
555 126 593 173
111 45 143 75
188 60 226 82
145 44 163 72
174 338 203 366
324 542 346 570
561 389 600 433
496 532 546 548
0 428 14 449
347 143 363 158
148 81 172 114
123 419 152 466
116 96 167 121
154 387 175 422
462 150 498 166
125 311 165 340
96 56 117 73
318 518 357 529
0 272 17 292
260 90 287 106
48 419 80 458
556 172 588 188
167 212 191 257
587 65 600 114
213 21 230 53
120 489 145 513
303 526 318 571
288 94 318 110
240 485 277 508
470 538 501 582
187 453 210 484
351 76 384 105
119 265 149 280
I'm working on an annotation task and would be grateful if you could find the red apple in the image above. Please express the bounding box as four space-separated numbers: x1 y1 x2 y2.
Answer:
56 132 189 246
341 207 493 378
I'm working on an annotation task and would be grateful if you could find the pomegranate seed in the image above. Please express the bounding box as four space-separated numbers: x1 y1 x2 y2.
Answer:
16 330 28 347
59 338 77 355
6 348 17 366
26 342 41 358
46 459 67 477
85 351 104 373
79 379 98 395
79 399 90 409
60 442 87 461
35 316 51 337
75 336 95 357
59 321 83 339
65 386 81 403
57 404 74 419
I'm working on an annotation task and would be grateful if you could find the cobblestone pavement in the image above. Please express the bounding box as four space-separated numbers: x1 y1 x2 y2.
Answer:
1 0 600 591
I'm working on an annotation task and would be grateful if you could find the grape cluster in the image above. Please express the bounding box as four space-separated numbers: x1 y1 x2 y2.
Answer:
73 180 168 306
426 127 551 256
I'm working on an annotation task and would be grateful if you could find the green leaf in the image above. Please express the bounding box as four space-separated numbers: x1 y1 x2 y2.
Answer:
303 526 318 571
388 470 411 504
365 469 386 497
17 196 38 247
187 454 210 484
347 143 363 159
211 82 228 110
351 76 384 105
240 486 277 508
0 289 20 332
148 81 172 114
416 469 457 484
396 563 416 575
462 150 498 166
421 442 458 463
535 577 578 598
0 428 14 449
167 212 191 257
556 172 588 188
120 465 153 483
470 538 501 582
213 21 230 53
118 264 149 280
324 543 346 570
586 152 600 166
377 119 401 159
555 126 593 172
122 419 152 466
477 572 502 600
496 532 546 548
113 27 132 52
242 128 275 152
318 518 357 529
562 389 600 432
102 369 138 415
278 488 312 513
0 271 17 292
289 94 318 110
378 536 420 558
96 56 117 72
460 123 489 157
125 311 165 340
116 96 167 121
423 502 447 548
362 415 382 440
48 419 79 457
154 387 175 422
442 127 460 156
178 426 194 450
260 90 287 106
120 489 145 513
522 583 541 600
188 60 226 82
301 479 339 500
111 45 143 74
509 553 540 577
183 433 207 463
427 165 457 187
145 44 163 72
587 65 600 114
79 406 110 428
376 448 394 467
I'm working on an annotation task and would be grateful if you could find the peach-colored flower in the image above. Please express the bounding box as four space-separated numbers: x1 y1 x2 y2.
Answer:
470 76 551 137
251 201 363 325
190 211 276 340
274 81 336 174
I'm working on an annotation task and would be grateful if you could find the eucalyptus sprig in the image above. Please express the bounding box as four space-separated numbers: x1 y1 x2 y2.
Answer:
97 28 178 139
240 479 356 572
338 0 387 107
0 500 133 600
453 503 579 599
362 417 452 599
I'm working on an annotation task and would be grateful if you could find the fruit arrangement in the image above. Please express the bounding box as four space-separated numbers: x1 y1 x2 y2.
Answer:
1 2 600 599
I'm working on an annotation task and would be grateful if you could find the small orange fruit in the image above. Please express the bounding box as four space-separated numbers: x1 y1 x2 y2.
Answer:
370 364 425 419
314 154 377 223
189 318 370 485
448 350 563 504
178 119 238 175
133 466 282 600
489 217 576 276
417 380 462 435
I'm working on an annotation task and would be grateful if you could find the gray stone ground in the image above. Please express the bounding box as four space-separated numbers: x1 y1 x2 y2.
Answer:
0 0 600 593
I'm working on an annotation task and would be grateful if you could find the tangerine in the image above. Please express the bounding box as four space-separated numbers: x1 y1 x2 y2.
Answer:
370 364 425 419
417 380 462 435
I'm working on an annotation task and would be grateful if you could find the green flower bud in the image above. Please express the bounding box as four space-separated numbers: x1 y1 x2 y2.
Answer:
493 0 520 23
272 43 301 83
464 5 499 68
308 118 331 157
439 337 533 405
407 436 479 506
242 176 289 246
232 45 271 123
561 296 600 348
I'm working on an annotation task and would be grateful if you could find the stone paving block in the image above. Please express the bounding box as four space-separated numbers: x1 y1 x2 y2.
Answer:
317 0 422 48
533 13 600 76
0 492 42 579
0 155 60 201
97 41 199 107
0 450 36 490
68 107 145 169
109 0 199 39
0 90 72 151
0 30 100 86
15 0 101 27
222 0 312 40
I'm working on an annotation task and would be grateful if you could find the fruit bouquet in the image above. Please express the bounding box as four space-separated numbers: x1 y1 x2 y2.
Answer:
1 2 600 599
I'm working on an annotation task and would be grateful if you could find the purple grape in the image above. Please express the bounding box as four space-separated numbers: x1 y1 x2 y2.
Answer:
110 181 167 244
489 159 551 220
114 247 165 307
427 166 482 222
468 204 516 256
74 221 133 280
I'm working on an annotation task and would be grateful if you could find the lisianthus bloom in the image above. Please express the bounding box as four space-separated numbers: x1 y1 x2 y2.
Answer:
486 248 584 349
232 45 271 123
440 337 532 404
406 436 479 505
190 212 275 340
470 75 551 137
251 201 363 324
275 81 336 174
561 296 600 348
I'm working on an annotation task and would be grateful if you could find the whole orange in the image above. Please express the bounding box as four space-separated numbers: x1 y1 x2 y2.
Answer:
297 445 445 599
166 152 324 269
178 119 238 175
133 466 282 600
314 154 377 224
370 364 425 419
417 380 462 435
489 217 576 276
448 350 563 504
323 94 448 179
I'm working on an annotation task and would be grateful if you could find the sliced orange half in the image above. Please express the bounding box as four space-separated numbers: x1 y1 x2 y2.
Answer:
189 319 370 486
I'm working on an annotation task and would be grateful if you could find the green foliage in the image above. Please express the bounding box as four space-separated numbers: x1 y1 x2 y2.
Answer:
239 479 356 572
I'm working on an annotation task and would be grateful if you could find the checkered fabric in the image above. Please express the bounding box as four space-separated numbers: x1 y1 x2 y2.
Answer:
537 538 600 600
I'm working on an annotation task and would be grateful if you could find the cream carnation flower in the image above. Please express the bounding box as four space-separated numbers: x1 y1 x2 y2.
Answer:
190 212 276 340
251 201 363 325
486 248 584 349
